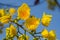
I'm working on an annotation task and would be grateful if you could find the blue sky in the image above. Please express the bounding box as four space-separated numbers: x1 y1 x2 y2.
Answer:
0 0 60 40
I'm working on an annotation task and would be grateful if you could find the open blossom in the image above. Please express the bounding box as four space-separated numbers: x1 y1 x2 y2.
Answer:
6 25 17 38
18 35 29 40
17 3 30 20
41 29 56 40
41 12 52 27
24 16 40 31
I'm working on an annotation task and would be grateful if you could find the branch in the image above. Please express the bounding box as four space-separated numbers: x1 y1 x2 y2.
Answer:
34 32 41 34
17 25 23 35
55 0 60 7
10 20 36 38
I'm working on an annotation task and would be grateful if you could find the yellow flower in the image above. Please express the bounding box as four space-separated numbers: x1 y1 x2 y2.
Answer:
41 29 49 38
17 3 30 20
24 16 40 31
6 25 17 38
48 30 56 40
9 8 16 15
18 35 29 40
0 15 11 24
0 9 5 17
41 12 52 27
0 9 11 24
41 29 56 40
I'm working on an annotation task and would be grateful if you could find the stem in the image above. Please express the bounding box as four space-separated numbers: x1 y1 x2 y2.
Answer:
34 32 41 34
24 30 26 40
17 25 23 35
10 20 36 38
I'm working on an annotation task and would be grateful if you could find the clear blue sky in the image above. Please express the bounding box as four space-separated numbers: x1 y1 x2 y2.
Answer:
0 0 60 40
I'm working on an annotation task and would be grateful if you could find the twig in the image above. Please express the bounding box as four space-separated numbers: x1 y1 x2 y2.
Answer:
17 26 23 35
34 32 41 34
55 0 60 7
10 20 36 38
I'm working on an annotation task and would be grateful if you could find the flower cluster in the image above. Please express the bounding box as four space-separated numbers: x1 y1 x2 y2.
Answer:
0 3 56 40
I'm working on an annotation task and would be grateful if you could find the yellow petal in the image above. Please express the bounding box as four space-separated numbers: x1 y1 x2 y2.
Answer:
49 30 56 38
41 12 52 27
18 35 29 40
0 9 5 17
6 25 17 38
6 28 10 38
0 15 11 24
17 3 30 20
9 8 16 15
24 16 40 31
41 29 49 38
48 30 56 40
9 25 17 37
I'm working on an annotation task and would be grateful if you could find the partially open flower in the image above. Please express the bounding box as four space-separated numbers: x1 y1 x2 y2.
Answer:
48 30 56 40
9 8 16 15
0 9 5 17
41 29 49 38
41 12 52 27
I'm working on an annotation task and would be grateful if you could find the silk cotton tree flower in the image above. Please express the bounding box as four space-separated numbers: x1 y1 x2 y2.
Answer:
18 35 29 40
17 3 30 20
24 16 40 31
6 25 17 38
41 12 52 27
